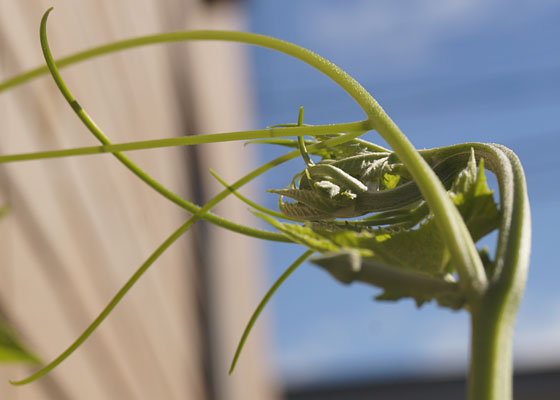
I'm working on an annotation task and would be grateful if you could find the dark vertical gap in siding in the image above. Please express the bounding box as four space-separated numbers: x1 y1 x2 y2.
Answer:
160 2 217 400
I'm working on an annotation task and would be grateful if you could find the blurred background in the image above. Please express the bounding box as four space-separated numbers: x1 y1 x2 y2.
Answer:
0 0 559 399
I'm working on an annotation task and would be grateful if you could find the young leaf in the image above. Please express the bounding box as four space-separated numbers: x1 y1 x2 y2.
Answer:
451 153 500 243
263 148 500 308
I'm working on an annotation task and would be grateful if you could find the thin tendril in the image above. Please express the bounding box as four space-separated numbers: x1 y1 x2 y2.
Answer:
208 169 299 222
229 250 314 374
0 123 369 164
10 217 195 385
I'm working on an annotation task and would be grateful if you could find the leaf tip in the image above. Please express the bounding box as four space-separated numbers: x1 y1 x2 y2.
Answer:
42 7 55 22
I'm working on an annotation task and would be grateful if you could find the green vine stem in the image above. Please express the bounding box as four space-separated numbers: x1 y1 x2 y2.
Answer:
419 142 530 400
469 145 529 400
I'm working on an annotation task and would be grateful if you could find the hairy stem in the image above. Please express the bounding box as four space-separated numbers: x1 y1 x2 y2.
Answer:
468 146 530 400
469 291 515 400
423 142 530 399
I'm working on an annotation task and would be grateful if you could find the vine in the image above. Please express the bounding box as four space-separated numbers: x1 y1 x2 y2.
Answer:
0 9 530 400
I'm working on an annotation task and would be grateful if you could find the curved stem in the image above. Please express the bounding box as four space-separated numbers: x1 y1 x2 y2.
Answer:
468 146 530 400
34 9 373 244
421 142 530 399
37 9 287 243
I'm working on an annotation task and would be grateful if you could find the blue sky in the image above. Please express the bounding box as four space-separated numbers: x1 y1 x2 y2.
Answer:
246 0 560 387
